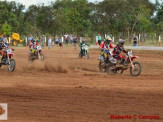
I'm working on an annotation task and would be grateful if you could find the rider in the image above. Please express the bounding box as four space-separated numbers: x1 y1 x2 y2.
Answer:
100 36 113 62
29 38 38 55
113 39 127 66
0 37 8 63
79 38 89 54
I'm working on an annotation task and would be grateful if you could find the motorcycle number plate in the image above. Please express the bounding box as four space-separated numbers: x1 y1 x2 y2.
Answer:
7 49 12 54
37 46 41 50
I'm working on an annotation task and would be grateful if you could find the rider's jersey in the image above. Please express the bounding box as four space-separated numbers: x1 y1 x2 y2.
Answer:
113 45 127 55
79 42 89 47
29 41 38 49
100 42 113 50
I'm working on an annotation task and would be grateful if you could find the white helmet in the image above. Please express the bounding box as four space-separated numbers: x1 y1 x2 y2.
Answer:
118 39 125 46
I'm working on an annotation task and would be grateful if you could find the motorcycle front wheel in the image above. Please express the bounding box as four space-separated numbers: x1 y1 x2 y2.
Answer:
106 64 117 75
8 59 16 72
86 53 89 59
99 62 107 72
79 53 82 58
28 55 35 62
130 62 142 76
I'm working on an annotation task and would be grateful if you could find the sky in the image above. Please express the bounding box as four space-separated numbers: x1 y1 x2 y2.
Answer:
1 0 162 9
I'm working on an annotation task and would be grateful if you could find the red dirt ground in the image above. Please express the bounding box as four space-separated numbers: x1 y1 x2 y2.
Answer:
0 46 163 122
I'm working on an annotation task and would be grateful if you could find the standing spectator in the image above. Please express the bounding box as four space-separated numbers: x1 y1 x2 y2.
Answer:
133 36 138 46
64 33 69 46
28 34 33 48
69 34 73 45
4 36 9 47
97 34 102 45
55 35 59 46
28 34 33 42
48 35 52 49
73 35 77 49
59 35 63 49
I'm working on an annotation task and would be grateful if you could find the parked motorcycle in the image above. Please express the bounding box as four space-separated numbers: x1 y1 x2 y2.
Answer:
106 50 142 76
28 46 44 62
0 48 16 72
79 43 89 59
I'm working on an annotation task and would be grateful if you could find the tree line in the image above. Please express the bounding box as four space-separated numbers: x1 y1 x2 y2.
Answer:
0 0 162 42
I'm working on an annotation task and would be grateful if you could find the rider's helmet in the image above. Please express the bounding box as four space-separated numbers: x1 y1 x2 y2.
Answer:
105 36 112 45
118 39 125 47
0 37 4 43
82 38 86 43
31 38 36 43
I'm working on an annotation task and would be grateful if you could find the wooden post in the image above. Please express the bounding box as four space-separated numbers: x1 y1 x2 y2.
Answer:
112 36 114 45
45 37 46 48
25 37 27 49
9 37 10 46
80 37 82 43
62 36 64 48
138 34 141 46
105 34 107 38
158 36 161 47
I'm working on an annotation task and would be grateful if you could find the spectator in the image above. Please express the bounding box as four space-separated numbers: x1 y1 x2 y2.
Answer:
55 35 59 46
69 34 73 45
133 36 138 46
59 36 63 49
64 33 69 46
48 35 52 49
73 35 77 49
4 36 9 47
97 34 102 45
28 34 33 42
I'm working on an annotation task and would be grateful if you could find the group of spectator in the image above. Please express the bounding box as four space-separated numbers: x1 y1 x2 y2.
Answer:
28 33 78 49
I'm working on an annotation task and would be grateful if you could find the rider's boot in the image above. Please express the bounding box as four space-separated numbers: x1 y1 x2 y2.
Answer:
120 59 126 67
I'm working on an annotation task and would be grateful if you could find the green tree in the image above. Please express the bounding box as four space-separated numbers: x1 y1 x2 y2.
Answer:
1 22 12 36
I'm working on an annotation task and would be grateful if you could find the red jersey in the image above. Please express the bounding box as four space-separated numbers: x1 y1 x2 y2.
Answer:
29 41 38 49
100 42 113 49
113 45 127 55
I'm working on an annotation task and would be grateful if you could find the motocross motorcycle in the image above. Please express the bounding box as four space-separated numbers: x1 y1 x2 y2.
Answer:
79 43 89 59
28 46 44 62
106 50 142 76
0 48 16 72
98 49 116 72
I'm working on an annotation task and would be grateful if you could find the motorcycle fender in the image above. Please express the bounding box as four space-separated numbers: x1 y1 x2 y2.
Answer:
39 50 42 53
131 56 139 61
9 54 13 58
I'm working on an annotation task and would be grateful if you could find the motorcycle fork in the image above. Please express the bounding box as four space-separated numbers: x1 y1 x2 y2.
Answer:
129 57 135 70
7 55 10 65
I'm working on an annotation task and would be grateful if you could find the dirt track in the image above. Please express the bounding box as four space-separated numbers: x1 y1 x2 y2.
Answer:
0 46 163 122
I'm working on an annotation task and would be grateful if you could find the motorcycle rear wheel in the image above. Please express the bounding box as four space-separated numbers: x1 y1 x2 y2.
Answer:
39 54 44 62
106 64 117 75
99 62 106 72
28 55 35 62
